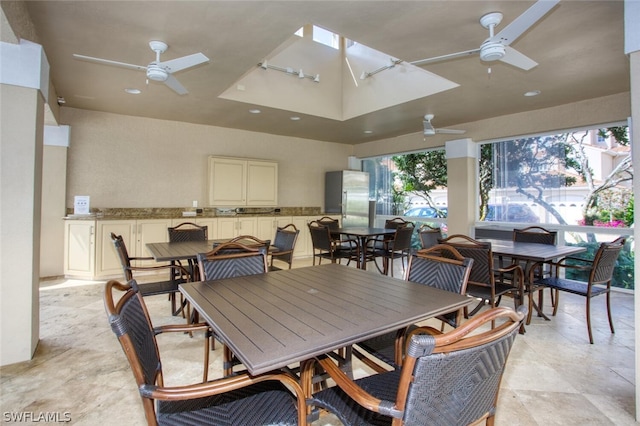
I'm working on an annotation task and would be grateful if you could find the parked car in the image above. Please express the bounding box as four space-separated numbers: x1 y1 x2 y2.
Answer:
404 206 448 218
484 204 539 223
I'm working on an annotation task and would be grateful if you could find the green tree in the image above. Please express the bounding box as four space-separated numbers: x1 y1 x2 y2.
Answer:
478 144 493 220
392 151 447 216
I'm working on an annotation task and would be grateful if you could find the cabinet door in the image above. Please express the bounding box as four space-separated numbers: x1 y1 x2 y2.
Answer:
237 217 257 237
216 217 238 239
246 160 278 206
95 220 135 278
136 219 172 267
64 220 96 277
195 218 217 240
208 157 246 206
256 217 276 241
291 217 311 258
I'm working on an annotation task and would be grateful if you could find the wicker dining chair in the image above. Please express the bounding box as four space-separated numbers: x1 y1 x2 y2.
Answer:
438 234 524 325
167 221 208 282
417 223 443 249
310 306 526 426
269 223 300 271
353 244 473 371
533 237 625 344
197 241 269 375
308 221 356 266
512 226 557 324
369 224 415 277
110 233 190 317
104 279 306 426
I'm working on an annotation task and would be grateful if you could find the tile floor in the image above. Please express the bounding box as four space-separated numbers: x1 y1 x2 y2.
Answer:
0 257 636 425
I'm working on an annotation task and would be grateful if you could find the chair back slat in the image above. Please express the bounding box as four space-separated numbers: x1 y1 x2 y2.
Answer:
513 226 556 245
272 224 300 266
308 222 334 252
391 224 415 252
590 237 625 284
168 222 208 242
197 242 268 281
439 235 493 287
105 280 161 388
385 217 414 230
111 233 133 280
403 323 519 425
418 224 442 249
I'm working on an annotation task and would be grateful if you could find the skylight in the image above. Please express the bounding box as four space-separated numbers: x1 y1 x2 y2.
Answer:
312 25 339 50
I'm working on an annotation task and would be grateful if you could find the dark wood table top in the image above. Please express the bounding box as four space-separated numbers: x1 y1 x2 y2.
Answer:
146 240 218 262
481 239 586 262
179 263 473 375
146 239 277 262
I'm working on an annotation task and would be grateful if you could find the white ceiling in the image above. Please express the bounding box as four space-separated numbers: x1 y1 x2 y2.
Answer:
18 0 629 144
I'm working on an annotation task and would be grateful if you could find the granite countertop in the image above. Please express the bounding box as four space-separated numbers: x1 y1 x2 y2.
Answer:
64 207 325 220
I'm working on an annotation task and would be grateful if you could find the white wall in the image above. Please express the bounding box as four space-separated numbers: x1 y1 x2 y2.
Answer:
61 108 354 209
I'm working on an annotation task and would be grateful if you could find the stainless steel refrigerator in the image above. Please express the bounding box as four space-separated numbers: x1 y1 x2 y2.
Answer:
325 170 370 227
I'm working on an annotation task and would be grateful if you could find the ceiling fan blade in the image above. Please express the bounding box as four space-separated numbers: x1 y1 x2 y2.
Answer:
423 120 436 133
410 48 480 66
159 53 209 73
164 74 188 95
491 0 559 46
436 128 466 135
73 54 146 71
499 46 538 70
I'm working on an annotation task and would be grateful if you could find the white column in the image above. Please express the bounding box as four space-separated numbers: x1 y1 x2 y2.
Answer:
0 39 49 365
445 138 477 236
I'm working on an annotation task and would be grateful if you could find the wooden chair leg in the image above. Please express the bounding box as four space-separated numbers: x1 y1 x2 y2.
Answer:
606 291 615 334
552 289 560 316
586 297 594 344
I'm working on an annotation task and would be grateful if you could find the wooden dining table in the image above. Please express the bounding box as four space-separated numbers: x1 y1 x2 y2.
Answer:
179 263 473 377
333 227 397 270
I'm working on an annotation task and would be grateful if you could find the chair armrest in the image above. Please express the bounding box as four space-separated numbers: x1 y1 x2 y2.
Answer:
129 256 155 261
141 370 306 417
127 263 190 277
316 355 385 413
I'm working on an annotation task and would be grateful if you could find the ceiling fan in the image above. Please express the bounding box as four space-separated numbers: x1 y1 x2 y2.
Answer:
411 0 559 71
73 41 209 95
423 114 466 136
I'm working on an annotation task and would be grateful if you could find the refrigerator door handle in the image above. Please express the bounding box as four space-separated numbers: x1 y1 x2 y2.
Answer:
342 191 347 219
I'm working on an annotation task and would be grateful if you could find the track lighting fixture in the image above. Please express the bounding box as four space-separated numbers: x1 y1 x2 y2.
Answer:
360 57 402 79
257 60 320 83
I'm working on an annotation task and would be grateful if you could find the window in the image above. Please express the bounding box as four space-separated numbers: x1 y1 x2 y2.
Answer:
478 126 631 228
363 149 448 217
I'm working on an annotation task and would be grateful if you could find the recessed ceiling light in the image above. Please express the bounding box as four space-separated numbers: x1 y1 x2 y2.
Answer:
524 90 541 97
363 130 373 134
290 116 301 121
124 88 141 95
249 109 261 114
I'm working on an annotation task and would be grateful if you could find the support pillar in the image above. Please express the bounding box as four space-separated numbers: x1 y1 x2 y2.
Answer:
445 138 477 236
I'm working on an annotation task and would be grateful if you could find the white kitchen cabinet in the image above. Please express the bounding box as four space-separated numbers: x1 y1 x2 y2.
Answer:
135 219 172 267
207 156 277 207
256 216 293 242
64 220 96 278
95 220 135 277
291 216 312 258
217 216 257 239
246 160 278 206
